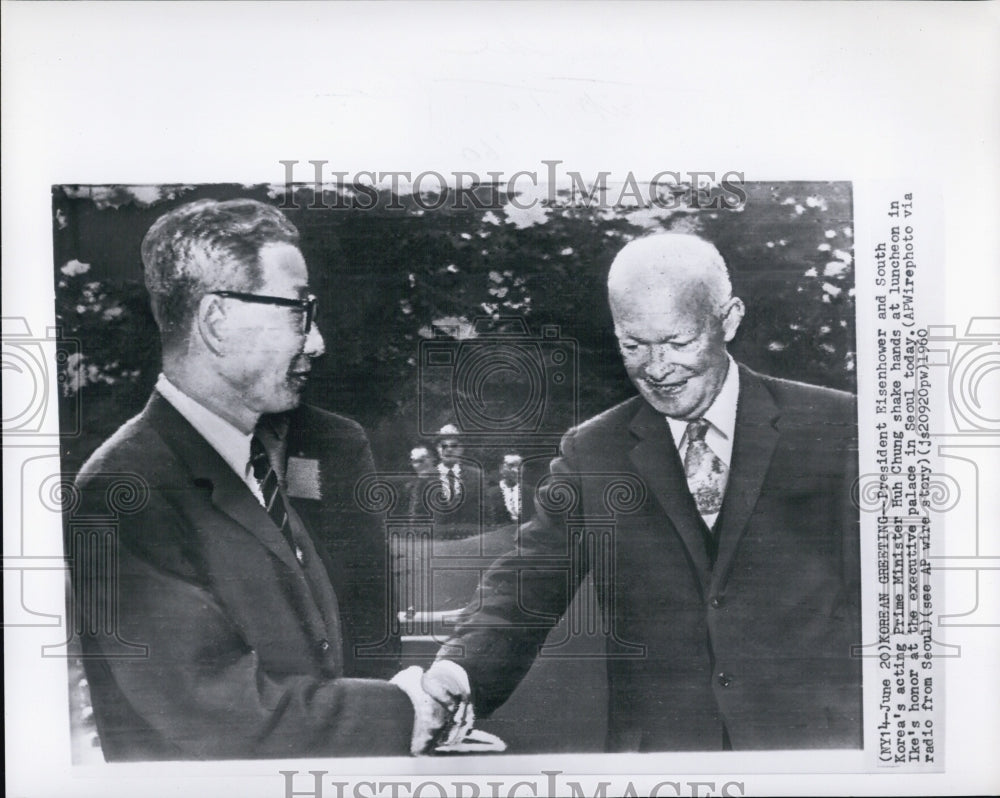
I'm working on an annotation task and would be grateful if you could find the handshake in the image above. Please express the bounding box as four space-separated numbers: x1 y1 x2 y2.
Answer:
390 660 482 755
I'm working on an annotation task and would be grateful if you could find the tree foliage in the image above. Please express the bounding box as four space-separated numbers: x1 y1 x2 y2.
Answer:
53 181 854 472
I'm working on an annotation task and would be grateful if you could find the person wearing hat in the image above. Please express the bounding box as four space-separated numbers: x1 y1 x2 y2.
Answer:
432 424 485 536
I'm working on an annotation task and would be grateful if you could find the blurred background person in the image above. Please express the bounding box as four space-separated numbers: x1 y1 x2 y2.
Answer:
433 423 484 537
486 452 533 526
405 443 439 517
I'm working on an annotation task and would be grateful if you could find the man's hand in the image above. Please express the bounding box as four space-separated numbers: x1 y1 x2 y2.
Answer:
390 664 473 755
422 659 471 709
422 660 473 746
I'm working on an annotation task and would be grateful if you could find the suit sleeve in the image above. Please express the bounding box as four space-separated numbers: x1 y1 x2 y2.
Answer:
439 430 590 716
314 424 402 681
74 496 414 760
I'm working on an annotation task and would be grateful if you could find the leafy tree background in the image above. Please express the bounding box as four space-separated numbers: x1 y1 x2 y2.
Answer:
53 181 854 477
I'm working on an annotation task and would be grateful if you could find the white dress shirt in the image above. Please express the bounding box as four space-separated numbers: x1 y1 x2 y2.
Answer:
155 374 265 504
437 462 463 501
665 356 740 528
499 480 521 521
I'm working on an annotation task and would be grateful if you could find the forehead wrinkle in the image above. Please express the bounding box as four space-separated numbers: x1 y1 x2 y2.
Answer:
610 265 713 306
611 283 716 341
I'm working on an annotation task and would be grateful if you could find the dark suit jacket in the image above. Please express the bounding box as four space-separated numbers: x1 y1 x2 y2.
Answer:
69 392 412 760
484 481 534 526
442 366 861 751
429 461 486 537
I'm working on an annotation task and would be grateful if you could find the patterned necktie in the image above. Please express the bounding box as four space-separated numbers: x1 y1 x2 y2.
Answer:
683 419 727 516
250 434 294 552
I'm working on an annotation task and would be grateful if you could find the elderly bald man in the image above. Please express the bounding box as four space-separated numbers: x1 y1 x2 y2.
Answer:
424 233 862 752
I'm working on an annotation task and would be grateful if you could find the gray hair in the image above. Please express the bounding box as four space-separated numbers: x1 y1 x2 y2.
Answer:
140 198 300 347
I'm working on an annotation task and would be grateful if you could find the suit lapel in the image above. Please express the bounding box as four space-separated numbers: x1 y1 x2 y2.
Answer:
145 393 301 572
628 400 712 590
712 367 780 589
257 410 345 662
209 480 301 572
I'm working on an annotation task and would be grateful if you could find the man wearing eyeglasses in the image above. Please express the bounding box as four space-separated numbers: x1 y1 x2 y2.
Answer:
70 199 467 760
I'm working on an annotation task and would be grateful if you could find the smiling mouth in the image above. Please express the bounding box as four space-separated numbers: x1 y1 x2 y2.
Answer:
645 379 688 394
647 378 687 388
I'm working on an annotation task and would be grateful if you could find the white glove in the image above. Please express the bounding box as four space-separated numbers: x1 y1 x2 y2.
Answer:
422 659 471 706
422 660 474 746
390 665 473 755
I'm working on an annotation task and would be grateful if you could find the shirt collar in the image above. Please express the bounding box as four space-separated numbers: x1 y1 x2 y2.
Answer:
155 374 256 482
665 355 739 457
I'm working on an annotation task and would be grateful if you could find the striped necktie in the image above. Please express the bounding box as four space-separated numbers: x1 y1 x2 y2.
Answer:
250 434 295 552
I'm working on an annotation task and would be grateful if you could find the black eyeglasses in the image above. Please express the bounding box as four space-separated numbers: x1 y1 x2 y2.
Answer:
210 291 318 334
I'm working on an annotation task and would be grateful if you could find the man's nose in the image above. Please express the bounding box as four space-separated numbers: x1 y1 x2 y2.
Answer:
304 323 325 357
643 346 676 381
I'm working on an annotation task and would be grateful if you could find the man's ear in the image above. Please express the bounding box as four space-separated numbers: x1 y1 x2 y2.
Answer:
720 296 745 343
195 294 229 356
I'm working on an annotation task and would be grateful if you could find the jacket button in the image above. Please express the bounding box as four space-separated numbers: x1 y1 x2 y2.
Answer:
717 672 732 687
318 639 330 652
709 596 724 608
